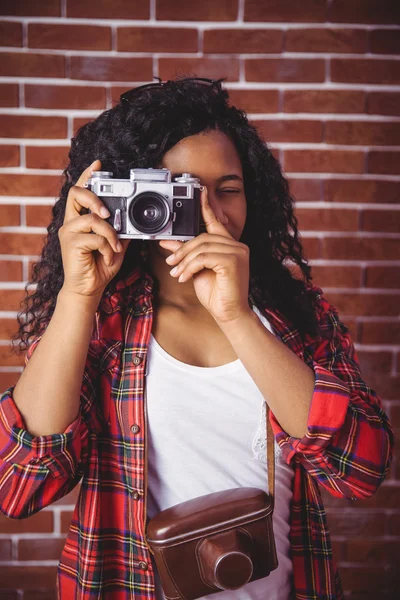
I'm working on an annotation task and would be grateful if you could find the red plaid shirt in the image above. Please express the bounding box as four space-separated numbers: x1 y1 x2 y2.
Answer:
0 265 394 599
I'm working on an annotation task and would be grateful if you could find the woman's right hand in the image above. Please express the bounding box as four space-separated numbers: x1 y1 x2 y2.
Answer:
58 159 131 298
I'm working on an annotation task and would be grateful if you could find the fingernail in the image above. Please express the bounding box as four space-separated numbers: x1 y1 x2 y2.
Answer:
116 241 123 252
100 207 110 218
170 266 178 275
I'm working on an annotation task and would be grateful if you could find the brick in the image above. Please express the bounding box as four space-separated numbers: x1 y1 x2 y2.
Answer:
0 372 19 390
23 592 56 600
284 150 364 174
330 0 399 24
0 318 20 339
117 27 198 53
288 178 322 202
387 513 400 535
349 538 400 564
357 349 393 371
70 56 152 82
360 321 400 345
283 89 365 114
286 28 367 53
296 207 359 231
244 0 326 22
365 266 400 289
25 84 107 110
0 145 20 167
28 23 112 51
227 89 279 113
0 174 61 197
0 538 11 560
0 83 19 107
312 264 362 294
26 146 69 170
0 592 18 600
68 0 149 18
157 0 237 21
0 0 60 16
302 237 319 258
326 509 383 536
60 510 74 534
322 238 400 263
0 115 67 139
366 374 400 400
0 508 53 533
26 204 53 227
326 121 400 145
362 209 400 233
246 58 325 83
204 29 283 53
252 119 323 143
0 21 23 46
367 92 400 117
18 537 66 561
331 58 400 85
0 342 25 366
324 180 400 204
0 566 58 589
53 483 81 506
73 117 94 135
0 52 65 78
370 29 400 54
0 232 46 255
0 205 20 226
340 566 385 594
368 151 400 175
159 57 240 82
0 261 23 283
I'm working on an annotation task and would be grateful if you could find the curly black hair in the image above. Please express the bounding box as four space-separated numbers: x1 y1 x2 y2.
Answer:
12 76 321 353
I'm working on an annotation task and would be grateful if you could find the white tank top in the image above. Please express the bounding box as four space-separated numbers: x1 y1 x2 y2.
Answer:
146 305 294 599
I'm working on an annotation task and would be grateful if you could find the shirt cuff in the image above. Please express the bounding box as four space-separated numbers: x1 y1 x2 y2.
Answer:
0 387 84 479
270 361 351 462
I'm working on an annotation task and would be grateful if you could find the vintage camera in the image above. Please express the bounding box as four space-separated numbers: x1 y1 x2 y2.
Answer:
85 168 205 240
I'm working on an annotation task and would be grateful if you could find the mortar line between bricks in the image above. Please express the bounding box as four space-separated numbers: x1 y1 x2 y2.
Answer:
3 47 400 60
2 78 400 92
237 0 245 22
0 17 399 30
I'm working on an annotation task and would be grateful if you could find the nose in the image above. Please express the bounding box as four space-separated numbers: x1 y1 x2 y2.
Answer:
207 191 229 225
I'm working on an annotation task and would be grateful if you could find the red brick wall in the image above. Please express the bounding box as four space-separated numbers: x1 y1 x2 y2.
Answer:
0 1 399 598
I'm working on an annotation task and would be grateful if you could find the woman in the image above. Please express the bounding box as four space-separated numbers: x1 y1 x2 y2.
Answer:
0 78 394 600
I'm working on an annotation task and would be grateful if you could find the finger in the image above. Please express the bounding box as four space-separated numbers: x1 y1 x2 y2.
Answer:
164 234 242 266
64 185 111 225
201 186 234 239
176 252 237 283
72 232 116 267
61 212 123 254
75 159 101 188
169 242 244 277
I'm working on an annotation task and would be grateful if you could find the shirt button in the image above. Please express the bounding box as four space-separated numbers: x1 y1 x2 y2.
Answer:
139 561 148 570
132 490 140 500
132 355 142 366
130 424 140 434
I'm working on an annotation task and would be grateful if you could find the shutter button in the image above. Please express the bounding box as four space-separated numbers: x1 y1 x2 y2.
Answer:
132 356 142 366
131 424 140 434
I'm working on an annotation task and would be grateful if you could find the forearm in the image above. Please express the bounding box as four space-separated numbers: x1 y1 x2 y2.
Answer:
218 309 315 438
12 288 101 437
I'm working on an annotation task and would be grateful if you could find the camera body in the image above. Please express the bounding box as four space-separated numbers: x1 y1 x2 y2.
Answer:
85 168 205 240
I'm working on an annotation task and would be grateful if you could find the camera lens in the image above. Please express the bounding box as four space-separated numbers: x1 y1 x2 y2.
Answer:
129 192 170 234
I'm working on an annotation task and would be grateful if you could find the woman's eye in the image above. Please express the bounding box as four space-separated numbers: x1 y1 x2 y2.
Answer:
218 188 241 194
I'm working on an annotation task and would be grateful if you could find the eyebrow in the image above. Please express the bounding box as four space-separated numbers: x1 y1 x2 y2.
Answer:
172 173 243 183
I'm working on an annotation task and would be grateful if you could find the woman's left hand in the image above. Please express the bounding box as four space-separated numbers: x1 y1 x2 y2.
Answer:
158 186 251 324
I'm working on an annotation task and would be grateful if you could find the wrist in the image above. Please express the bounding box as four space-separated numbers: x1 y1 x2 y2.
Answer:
57 287 103 314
